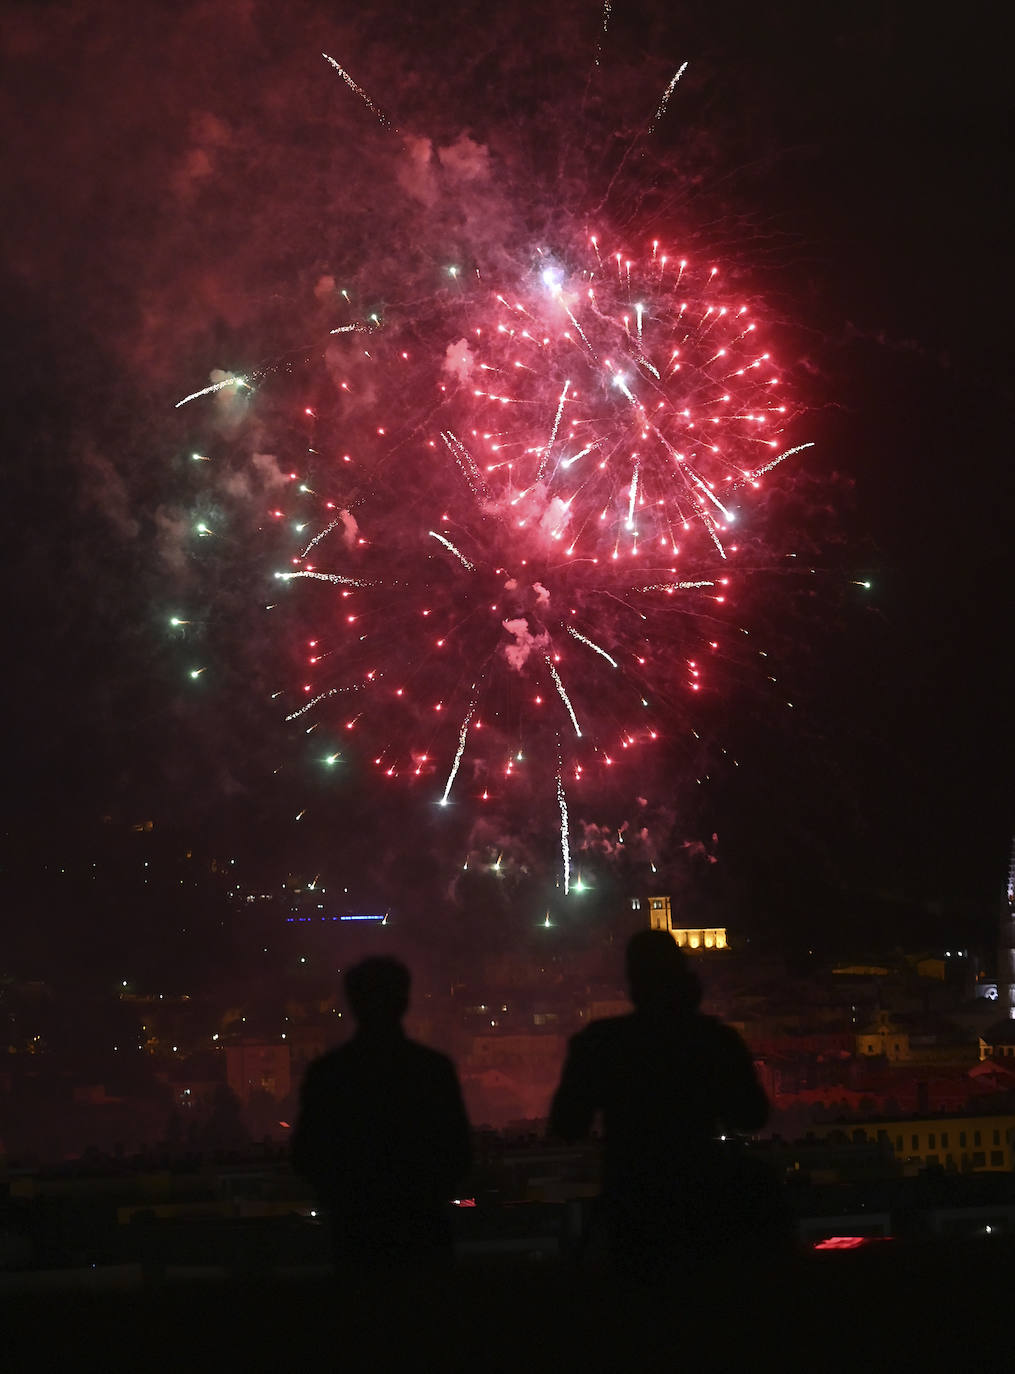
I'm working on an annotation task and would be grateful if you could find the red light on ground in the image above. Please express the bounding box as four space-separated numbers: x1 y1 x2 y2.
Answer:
814 1236 892 1251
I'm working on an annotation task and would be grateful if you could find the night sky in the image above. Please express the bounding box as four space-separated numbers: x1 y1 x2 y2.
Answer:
1 1 1011 973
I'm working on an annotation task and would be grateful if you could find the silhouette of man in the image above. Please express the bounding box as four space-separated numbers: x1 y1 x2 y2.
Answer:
293 956 472 1271
549 929 770 1277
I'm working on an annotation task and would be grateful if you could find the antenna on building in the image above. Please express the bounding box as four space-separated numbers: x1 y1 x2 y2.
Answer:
999 836 1015 1020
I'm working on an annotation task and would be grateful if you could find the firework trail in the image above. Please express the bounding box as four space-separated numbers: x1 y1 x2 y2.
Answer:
321 53 393 130
175 376 247 408
567 625 618 668
429 530 475 570
547 657 582 737
441 702 477 805
649 62 689 133
557 767 571 894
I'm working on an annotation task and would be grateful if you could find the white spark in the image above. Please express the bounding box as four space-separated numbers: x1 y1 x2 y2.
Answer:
322 53 392 129
561 440 599 470
650 62 689 131
638 579 715 592
538 380 571 479
441 430 484 493
627 456 640 530
557 770 571 894
753 441 815 477
440 702 476 805
274 571 372 587
175 376 246 409
301 520 341 558
546 657 582 737
428 530 475 570
567 626 618 668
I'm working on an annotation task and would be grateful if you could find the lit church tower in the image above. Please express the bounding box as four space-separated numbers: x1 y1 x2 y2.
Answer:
647 895 727 951
999 837 1015 1020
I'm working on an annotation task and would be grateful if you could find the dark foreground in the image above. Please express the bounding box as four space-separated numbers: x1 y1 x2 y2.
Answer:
3 1237 1011 1371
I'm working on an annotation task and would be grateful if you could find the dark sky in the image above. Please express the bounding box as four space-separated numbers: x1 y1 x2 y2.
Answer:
1 0 1011 962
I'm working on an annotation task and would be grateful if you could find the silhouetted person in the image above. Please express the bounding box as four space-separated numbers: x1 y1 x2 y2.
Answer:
549 929 772 1278
293 957 472 1272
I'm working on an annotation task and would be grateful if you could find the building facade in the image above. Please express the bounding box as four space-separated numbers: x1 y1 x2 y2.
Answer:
646 894 727 951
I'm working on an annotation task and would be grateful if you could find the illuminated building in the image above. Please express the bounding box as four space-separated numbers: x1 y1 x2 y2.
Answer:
856 1010 911 1062
646 894 728 952
225 1040 291 1106
810 1112 1015 1173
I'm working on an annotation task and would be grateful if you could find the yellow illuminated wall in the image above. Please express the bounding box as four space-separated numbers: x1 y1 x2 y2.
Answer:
647 896 728 952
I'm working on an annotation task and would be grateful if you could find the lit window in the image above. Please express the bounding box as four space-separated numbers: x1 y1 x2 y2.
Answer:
630 898 641 910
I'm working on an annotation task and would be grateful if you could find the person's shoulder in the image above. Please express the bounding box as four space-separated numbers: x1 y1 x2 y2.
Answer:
570 1014 636 1047
404 1039 458 1074
696 1015 750 1050
302 1045 352 1079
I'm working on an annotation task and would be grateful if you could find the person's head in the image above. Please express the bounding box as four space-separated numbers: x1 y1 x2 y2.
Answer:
625 929 702 1014
344 956 411 1030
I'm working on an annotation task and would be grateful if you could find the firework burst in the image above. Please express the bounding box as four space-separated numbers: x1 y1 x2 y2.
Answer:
173 54 813 891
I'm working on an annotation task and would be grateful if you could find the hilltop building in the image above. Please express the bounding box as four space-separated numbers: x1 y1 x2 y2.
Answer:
644 894 728 952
